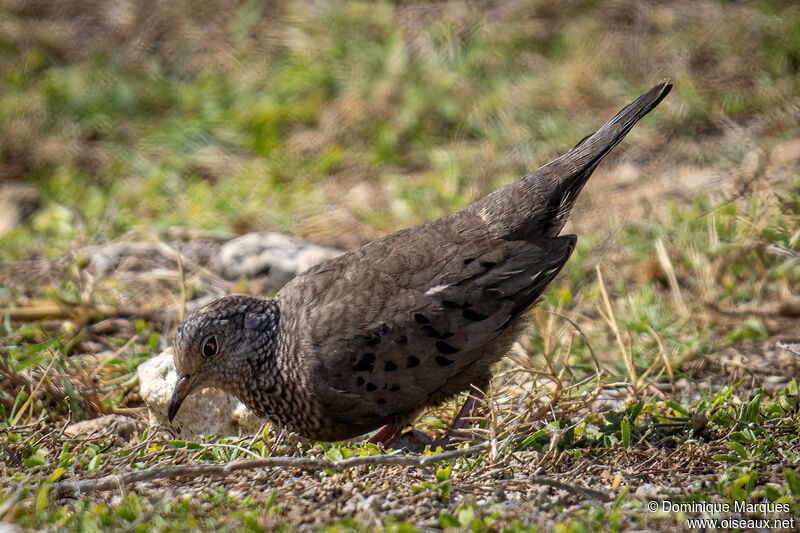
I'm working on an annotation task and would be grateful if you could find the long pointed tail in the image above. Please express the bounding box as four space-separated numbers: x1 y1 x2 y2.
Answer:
467 79 672 239
569 80 673 162
542 79 672 234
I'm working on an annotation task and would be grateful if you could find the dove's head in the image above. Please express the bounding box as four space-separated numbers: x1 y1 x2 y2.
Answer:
167 295 280 422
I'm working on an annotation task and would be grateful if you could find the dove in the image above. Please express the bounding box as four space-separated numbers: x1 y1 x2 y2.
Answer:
167 80 672 448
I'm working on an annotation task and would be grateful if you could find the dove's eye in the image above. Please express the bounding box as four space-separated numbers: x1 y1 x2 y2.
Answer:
201 336 218 358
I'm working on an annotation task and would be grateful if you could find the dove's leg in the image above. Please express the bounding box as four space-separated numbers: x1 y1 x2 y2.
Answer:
450 391 482 431
370 388 485 452
424 388 485 449
367 425 405 447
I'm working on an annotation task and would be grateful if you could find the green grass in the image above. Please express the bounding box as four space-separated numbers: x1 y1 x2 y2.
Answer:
3 381 799 530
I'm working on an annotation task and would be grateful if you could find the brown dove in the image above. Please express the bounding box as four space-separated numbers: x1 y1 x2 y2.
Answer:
168 80 672 447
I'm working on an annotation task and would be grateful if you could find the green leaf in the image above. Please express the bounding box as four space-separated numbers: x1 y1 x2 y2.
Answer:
742 391 763 423
325 446 344 462
264 489 278 513
712 454 741 462
436 467 452 483
613 486 629 511
621 417 631 448
665 400 690 417
47 467 65 483
115 493 143 522
438 512 459 528
785 469 800 496
23 448 47 467
34 483 51 515
519 429 546 449
729 430 755 443
728 441 748 459
626 402 643 423
88 454 103 471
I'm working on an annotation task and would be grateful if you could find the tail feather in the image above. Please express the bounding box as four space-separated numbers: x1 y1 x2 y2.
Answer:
542 79 672 234
465 79 672 239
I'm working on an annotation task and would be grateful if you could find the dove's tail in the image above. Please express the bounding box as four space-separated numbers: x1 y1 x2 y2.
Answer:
466 79 672 239
542 79 672 232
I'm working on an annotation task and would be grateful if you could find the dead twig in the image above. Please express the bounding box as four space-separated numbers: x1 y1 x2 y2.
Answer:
52 443 491 497
50 439 611 501
0 300 172 323
703 298 800 318
505 478 611 501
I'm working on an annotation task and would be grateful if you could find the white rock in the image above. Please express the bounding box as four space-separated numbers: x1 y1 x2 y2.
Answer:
215 232 343 288
0 181 40 236
138 348 266 438
0 524 27 533
770 139 800 167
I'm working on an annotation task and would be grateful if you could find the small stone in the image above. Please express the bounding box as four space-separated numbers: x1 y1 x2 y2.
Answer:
215 232 343 289
64 414 144 443
138 348 266 438
770 139 800 167
0 182 40 236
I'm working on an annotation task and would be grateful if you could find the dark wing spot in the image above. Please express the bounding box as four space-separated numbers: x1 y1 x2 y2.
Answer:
442 300 460 309
356 377 365 386
463 308 489 321
480 261 497 269
384 361 398 372
463 258 475 265
353 353 376 372
406 356 420 368
366 332 381 347
435 341 459 355
377 399 386 405
389 385 400 392
435 355 454 366
366 383 377 392
421 325 454 339
396 335 408 345
414 313 429 324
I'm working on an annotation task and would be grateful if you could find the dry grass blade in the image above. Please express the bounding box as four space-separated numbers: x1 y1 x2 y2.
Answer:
767 244 800 259
646 325 675 389
596 266 639 392
10 348 59 426
655 238 687 315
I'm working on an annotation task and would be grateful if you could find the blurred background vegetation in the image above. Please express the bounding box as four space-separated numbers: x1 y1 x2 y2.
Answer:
1 0 797 256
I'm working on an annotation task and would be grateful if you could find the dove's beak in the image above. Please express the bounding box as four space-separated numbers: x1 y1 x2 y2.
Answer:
168 375 195 422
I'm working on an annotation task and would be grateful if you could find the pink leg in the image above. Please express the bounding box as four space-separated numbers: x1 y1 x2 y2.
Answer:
367 424 405 448
372 388 485 452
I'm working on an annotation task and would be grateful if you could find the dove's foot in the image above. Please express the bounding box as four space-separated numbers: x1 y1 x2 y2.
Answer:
368 390 484 453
